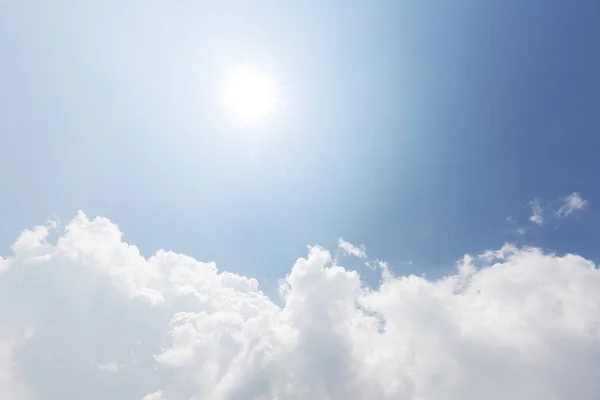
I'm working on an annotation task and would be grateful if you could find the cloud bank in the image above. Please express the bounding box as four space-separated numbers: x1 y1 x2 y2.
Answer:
1 212 600 399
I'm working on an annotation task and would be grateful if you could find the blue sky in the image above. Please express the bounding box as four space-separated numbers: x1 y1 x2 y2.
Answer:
2 0 599 289
4 2 600 399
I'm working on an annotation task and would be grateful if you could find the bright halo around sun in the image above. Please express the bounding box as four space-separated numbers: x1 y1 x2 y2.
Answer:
223 66 278 124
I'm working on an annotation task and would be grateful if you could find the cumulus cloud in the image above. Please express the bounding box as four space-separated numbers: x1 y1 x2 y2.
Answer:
337 237 367 259
556 192 588 218
1 212 600 399
142 391 166 400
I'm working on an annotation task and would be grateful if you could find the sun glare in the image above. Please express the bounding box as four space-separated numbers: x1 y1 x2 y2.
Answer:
223 66 278 124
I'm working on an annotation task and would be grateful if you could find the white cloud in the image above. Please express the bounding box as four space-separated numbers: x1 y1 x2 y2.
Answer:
0 340 32 400
1 212 600 399
529 199 544 225
525 192 589 229
0 257 10 274
556 192 588 218
93 360 122 373
142 390 165 400
337 237 366 258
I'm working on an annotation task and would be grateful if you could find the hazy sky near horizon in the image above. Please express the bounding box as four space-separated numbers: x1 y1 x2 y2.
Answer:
1 1 600 399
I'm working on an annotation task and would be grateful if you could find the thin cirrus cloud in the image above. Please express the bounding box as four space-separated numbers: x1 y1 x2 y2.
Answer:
529 198 545 226
1 212 600 399
337 237 367 259
556 192 588 218
526 192 588 228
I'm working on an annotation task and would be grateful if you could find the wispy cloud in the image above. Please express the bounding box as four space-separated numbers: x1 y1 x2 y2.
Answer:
92 360 121 373
529 199 544 225
556 192 588 218
337 237 367 259
523 192 589 231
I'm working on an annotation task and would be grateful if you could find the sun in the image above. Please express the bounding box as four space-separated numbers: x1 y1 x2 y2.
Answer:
223 66 278 124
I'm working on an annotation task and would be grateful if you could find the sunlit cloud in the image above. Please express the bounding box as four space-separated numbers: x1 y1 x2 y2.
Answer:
1 213 600 399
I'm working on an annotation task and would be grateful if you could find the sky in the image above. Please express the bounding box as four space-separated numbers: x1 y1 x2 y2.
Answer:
1 1 600 399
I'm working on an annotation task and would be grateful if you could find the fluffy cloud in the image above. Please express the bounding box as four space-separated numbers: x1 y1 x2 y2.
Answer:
1 212 600 399
337 237 367 259
142 391 166 400
556 192 588 218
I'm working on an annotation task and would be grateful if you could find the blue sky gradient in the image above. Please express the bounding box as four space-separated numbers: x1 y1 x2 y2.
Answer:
2 0 599 289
